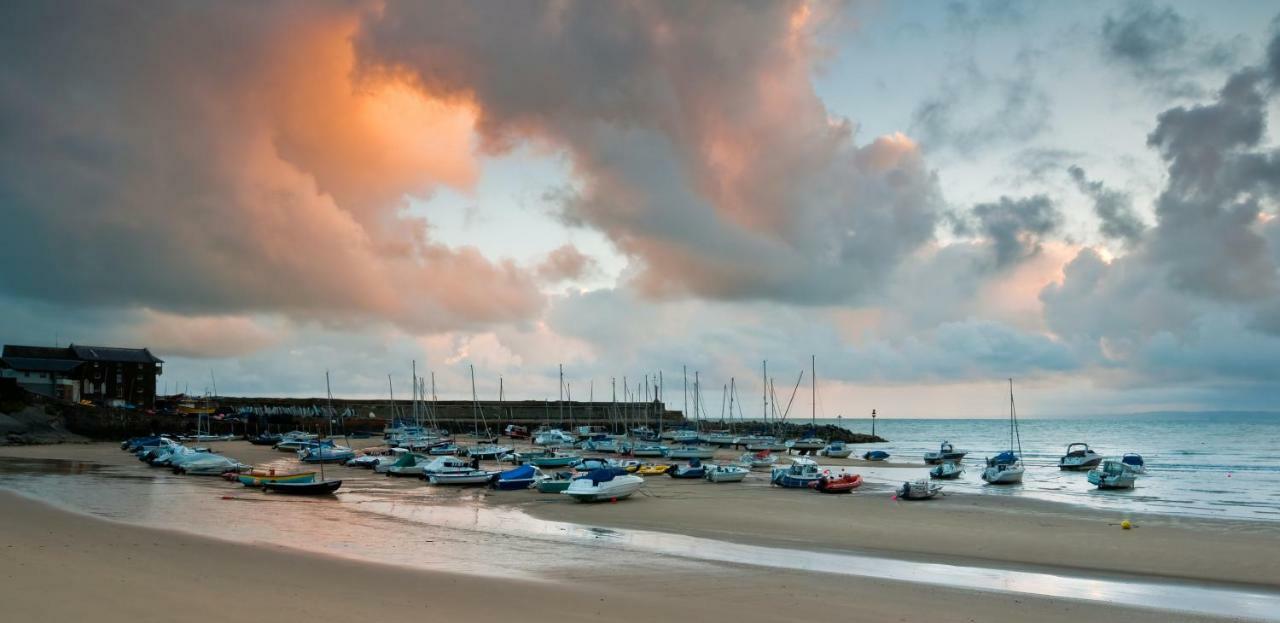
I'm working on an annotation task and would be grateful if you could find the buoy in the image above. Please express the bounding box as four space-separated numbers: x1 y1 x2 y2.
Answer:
1121 520 1132 530
610 497 617 504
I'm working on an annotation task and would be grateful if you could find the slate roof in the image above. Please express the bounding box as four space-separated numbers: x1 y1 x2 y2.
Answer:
0 357 84 373
70 345 164 364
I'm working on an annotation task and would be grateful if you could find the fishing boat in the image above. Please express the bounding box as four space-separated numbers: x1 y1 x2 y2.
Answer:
667 444 715 460
1058 443 1103 471
634 463 672 475
896 480 942 500
929 461 964 479
923 441 968 465
1088 459 1138 489
771 457 823 488
704 464 749 483
428 470 498 485
562 469 644 502
819 440 853 458
263 480 342 495
812 472 862 493
981 380 1025 485
1121 453 1147 474
536 471 575 493
492 465 538 491
237 470 317 487
862 450 890 461
739 450 778 469
667 458 707 479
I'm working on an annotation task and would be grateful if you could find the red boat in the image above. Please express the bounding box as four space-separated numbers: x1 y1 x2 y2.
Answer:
811 472 863 494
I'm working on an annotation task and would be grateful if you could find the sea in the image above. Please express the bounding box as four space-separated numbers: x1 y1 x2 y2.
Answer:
821 412 1280 521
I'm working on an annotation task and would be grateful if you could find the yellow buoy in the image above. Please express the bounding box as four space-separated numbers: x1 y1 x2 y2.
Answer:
1121 520 1132 530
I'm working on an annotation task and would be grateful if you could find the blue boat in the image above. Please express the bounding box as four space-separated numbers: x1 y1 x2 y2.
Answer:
770 457 823 488
667 458 707 479
492 465 538 491
862 450 890 461
1122 453 1147 473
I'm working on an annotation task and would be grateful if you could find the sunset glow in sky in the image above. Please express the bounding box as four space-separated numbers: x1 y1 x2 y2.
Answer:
3 1 1280 416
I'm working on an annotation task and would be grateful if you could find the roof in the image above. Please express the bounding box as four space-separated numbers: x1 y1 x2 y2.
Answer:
0 357 84 373
70 345 164 364
2 345 74 359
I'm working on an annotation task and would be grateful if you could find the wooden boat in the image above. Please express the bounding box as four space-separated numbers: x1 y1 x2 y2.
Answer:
1088 459 1138 489
896 479 942 500
929 461 964 479
262 480 342 495
811 472 862 493
237 470 317 487
1058 443 1103 471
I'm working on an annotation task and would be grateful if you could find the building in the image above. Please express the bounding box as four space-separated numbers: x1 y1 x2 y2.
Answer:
0 344 164 407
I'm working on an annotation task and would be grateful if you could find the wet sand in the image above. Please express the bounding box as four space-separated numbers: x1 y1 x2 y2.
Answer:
0 489 1238 623
1 440 1276 621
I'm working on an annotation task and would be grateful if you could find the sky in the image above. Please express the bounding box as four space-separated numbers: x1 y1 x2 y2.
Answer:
2 1 1279 417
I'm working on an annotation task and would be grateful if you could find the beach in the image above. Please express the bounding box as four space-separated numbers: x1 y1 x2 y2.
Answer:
1 441 1277 622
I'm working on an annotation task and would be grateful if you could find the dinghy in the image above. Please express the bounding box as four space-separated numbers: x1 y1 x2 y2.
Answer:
1088 459 1138 489
263 480 342 495
811 472 862 493
929 461 964 479
427 470 498 485
563 469 644 502
819 440 853 458
634 463 672 475
704 464 749 483
739 450 778 469
771 457 823 488
667 458 707 479
896 479 942 500
923 441 968 465
862 450 890 461
1058 443 1103 471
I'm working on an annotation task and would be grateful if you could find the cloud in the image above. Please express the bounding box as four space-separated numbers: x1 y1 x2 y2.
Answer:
536 244 599 283
357 1 941 305
1067 166 1146 245
0 2 543 333
1100 1 1242 98
953 195 1063 268
909 51 1051 155
121 311 283 359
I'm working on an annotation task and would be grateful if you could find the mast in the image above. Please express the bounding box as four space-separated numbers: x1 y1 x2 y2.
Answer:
694 371 700 434
762 360 767 425
558 364 564 426
811 354 816 428
411 360 418 428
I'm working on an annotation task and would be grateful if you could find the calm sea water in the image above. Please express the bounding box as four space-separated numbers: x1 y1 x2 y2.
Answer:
820 412 1280 520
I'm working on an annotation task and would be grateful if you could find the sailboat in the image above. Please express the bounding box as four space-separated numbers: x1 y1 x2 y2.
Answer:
668 372 715 459
981 379 1025 485
463 365 511 460
785 356 826 453
266 372 344 495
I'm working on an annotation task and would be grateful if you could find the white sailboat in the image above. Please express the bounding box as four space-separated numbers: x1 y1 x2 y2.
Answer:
981 379 1025 485
785 355 826 453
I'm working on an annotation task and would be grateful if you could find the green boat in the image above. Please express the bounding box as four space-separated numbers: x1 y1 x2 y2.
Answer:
536 472 574 493
529 451 580 468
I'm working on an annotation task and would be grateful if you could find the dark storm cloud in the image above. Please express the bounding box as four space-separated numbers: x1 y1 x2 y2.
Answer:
1067 166 1146 245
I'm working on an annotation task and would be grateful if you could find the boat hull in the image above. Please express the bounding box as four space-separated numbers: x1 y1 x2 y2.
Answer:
562 475 644 502
262 480 342 495
428 472 497 485
981 465 1024 484
812 474 862 493
238 471 316 486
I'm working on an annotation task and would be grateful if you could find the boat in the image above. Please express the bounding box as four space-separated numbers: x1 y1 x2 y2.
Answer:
524 450 581 468
771 457 823 488
385 451 430 477
703 430 738 446
536 471 575 493
534 429 576 447
419 455 474 478
1121 453 1147 474
667 444 715 460
924 441 967 465
896 479 943 500
237 470 317 487
630 443 669 458
427 443 459 456
492 465 538 491
1088 459 1138 489
669 429 700 444
811 472 862 493
819 440 853 458
704 464 749 483
785 356 827 453
503 424 530 439
739 450 778 469
667 458 707 479
562 469 645 502
175 453 243 475
428 470 499 485
862 450 890 461
263 480 342 495
635 463 672 475
345 455 383 469
298 442 356 464
1058 443 1103 471
981 379 1025 485
247 433 282 446
929 461 964 479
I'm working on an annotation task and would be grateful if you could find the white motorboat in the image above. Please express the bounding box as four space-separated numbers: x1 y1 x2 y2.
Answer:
819 440 853 458
562 470 645 502
420 455 474 478
739 450 777 469
704 464 749 483
534 429 576 446
923 441 968 465
981 380 1025 485
465 444 512 460
896 479 943 500
702 430 738 446
1058 443 1103 471
1088 459 1138 489
630 443 669 458
929 461 964 479
427 470 498 485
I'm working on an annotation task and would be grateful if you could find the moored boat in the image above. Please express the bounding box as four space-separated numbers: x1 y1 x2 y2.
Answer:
562 469 644 502
771 457 822 488
1088 459 1138 489
929 461 964 479
704 463 749 483
492 465 538 491
667 444 715 460
667 458 707 479
923 441 967 465
896 479 942 500
428 470 498 485
1058 443 1103 471
981 380 1025 485
811 472 862 493
262 480 342 495
536 471 575 493
1122 453 1147 474
819 440 853 458
739 450 777 469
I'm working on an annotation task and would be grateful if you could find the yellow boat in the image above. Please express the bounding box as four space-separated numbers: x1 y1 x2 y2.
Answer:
235 469 317 487
635 464 671 475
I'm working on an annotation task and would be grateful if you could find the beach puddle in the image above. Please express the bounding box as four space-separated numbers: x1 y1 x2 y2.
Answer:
2 456 1279 622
